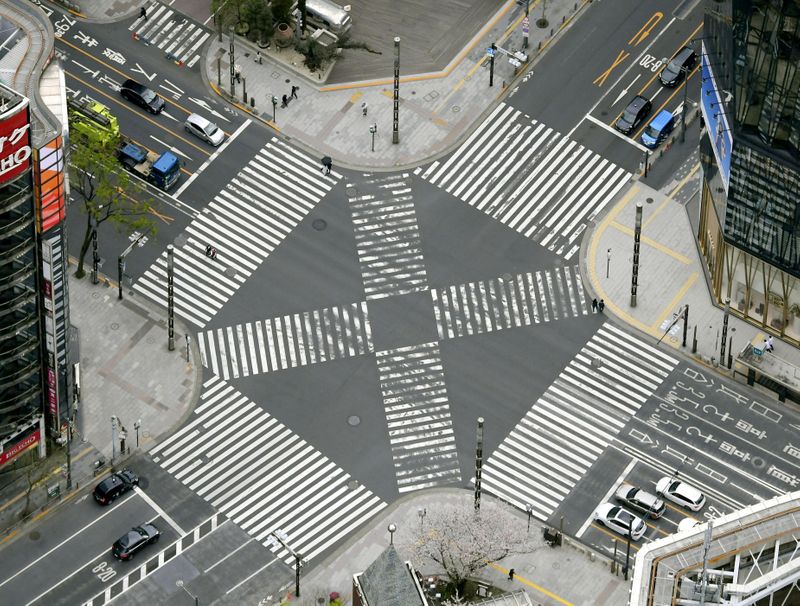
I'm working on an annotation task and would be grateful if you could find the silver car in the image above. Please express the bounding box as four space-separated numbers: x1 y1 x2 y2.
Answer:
615 483 665 519
184 113 225 146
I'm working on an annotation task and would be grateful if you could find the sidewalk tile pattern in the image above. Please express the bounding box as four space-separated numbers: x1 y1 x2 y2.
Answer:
375 342 462 492
134 138 338 328
431 264 588 339
347 173 429 299
415 103 631 259
129 1 209 68
482 323 678 520
151 376 386 564
197 301 374 379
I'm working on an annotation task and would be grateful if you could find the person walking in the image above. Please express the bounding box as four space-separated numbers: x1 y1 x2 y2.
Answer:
508 568 515 581
321 156 332 175
592 298 598 313
291 85 299 99
766 335 775 352
281 94 288 108
361 101 368 116
140 6 147 20
598 299 605 312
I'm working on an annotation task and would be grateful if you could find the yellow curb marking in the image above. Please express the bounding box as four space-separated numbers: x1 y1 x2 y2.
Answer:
609 221 691 264
651 271 698 335
489 562 574 605
351 91 364 103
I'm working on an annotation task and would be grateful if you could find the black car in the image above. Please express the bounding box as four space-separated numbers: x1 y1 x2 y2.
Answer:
119 79 165 114
112 523 160 560
615 95 652 135
93 469 139 505
659 46 697 87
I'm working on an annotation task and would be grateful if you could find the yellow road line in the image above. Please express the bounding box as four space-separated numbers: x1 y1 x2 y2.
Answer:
651 271 698 334
489 562 574 605
609 221 691 264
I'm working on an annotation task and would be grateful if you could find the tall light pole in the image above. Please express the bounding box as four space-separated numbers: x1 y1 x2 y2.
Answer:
167 245 175 351
474 417 484 511
134 419 141 448
111 415 118 463
269 531 302 598
417 507 426 532
631 201 642 307
525 503 533 532
392 37 400 144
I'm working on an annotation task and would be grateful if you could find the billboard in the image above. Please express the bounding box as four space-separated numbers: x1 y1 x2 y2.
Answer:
0 100 32 185
700 42 732 193
35 136 67 232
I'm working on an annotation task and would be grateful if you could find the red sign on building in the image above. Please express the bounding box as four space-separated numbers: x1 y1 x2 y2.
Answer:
0 103 32 185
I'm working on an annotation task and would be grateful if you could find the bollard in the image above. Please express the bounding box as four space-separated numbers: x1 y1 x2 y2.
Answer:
251 96 255 108
242 77 247 103
692 325 697 353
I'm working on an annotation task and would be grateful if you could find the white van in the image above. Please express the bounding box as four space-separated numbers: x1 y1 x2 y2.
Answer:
301 0 352 34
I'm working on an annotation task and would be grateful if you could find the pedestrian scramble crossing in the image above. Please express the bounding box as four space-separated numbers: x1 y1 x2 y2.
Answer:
198 301 374 380
431 264 589 339
347 174 429 299
133 138 338 328
376 342 462 492
151 376 387 563
414 103 631 259
130 2 209 68
481 323 678 521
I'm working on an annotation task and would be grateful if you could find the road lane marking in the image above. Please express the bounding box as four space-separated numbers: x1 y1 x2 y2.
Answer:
629 13 664 47
0 493 137 589
205 538 256 573
585 114 649 152
134 486 184 535
174 118 251 198
576 457 638 538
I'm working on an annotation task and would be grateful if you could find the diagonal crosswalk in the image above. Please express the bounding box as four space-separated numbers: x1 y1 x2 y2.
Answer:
133 138 338 328
414 103 631 259
431 264 589 339
151 376 387 564
481 323 678 521
347 173 429 299
197 301 374 380
129 2 210 68
375 342 462 492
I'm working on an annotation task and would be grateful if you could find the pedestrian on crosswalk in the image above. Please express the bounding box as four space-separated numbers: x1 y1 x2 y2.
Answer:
598 299 605 312
592 298 598 313
321 156 332 175
140 6 147 20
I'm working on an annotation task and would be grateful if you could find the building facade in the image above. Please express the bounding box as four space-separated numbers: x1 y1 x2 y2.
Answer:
697 0 800 344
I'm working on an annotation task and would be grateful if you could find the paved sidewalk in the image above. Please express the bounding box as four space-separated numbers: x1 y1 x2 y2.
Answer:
584 177 800 378
301 488 629 606
0 266 199 537
204 1 586 170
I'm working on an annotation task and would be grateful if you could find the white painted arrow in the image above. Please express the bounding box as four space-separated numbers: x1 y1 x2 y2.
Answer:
150 136 193 161
613 73 641 106
186 97 230 122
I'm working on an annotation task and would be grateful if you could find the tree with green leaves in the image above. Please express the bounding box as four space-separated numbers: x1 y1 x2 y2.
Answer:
242 0 274 44
68 140 157 279
211 0 247 31
271 0 293 24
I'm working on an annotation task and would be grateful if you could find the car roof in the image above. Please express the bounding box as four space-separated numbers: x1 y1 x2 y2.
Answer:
629 96 649 110
122 79 147 93
187 113 211 128
672 46 695 63
648 110 674 128
674 480 703 501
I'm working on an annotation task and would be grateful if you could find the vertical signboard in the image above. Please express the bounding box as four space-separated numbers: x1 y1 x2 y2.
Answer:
35 135 67 232
41 240 60 432
0 102 32 184
700 42 732 193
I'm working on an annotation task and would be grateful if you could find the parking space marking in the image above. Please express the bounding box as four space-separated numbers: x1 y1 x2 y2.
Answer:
134 486 184 535
576 458 638 538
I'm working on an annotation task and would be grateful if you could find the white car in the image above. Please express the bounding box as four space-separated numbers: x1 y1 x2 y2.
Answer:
677 517 703 533
656 477 706 511
594 503 646 540
184 113 225 146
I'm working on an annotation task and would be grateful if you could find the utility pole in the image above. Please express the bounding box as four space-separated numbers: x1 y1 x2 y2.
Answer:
268 531 302 597
370 123 377 152
229 26 235 98
91 224 99 284
681 65 689 143
488 43 497 87
271 95 278 122
682 305 689 347
392 37 400 144
167 245 175 351
624 518 632 581
630 201 642 307
118 234 145 300
474 417 484 511
111 415 118 464
606 248 611 279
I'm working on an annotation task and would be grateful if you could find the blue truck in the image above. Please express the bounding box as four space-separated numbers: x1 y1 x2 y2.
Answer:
117 139 181 191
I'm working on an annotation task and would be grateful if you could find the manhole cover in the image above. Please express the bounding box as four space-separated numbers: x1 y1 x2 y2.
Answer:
312 219 327 231
347 415 360 426
346 185 358 197
646 197 654 204
501 273 512 282
29 530 40 541
552 561 560 569
224 267 237 279
110 323 119 330
347 479 360 490
174 234 188 248
452 105 461 113
751 456 766 469
591 357 603 368
536 18 549 28
92 292 100 298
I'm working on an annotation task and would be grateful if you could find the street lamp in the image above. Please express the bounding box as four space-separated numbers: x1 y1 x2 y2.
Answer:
134 419 141 448
111 415 118 463
176 580 199 605
388 523 397 545
271 95 278 121
369 122 377 152
525 503 533 532
606 248 611 279
417 507 426 532
268 531 303 597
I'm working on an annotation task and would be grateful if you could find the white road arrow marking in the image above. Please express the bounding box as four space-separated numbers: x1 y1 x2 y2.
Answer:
130 63 156 82
186 97 230 122
150 136 193 161
613 73 641 106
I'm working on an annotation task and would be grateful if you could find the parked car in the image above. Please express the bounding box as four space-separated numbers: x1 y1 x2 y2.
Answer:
594 503 647 540
184 113 225 146
615 482 666 519
641 110 676 149
93 469 139 505
659 46 697 87
656 476 706 511
112 523 160 560
678 517 703 533
120 79 165 114
615 95 652 135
